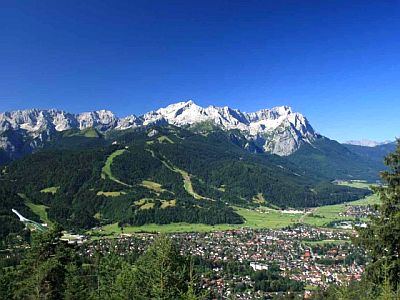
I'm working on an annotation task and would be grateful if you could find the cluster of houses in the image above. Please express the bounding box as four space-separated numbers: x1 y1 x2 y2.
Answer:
81 225 366 299
338 205 378 219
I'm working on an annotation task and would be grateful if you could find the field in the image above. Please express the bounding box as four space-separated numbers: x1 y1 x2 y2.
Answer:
40 186 59 194
304 240 349 246
19 193 53 227
157 135 174 144
89 182 381 237
141 180 165 193
336 180 372 189
89 206 303 237
96 191 126 197
101 149 131 186
152 151 211 201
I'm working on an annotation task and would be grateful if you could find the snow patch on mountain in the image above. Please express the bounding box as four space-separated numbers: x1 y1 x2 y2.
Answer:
0 100 318 157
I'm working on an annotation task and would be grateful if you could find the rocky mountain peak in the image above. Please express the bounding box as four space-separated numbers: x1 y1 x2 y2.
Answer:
0 100 318 158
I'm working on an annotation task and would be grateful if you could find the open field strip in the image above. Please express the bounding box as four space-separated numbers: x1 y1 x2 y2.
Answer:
96 191 126 197
40 186 59 194
141 180 166 193
18 193 53 227
101 149 132 187
89 189 381 237
157 135 174 144
336 180 372 189
89 174 380 236
304 239 349 246
145 147 212 201
89 206 302 237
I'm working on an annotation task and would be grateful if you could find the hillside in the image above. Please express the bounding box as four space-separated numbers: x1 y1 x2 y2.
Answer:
288 136 384 181
0 126 371 239
343 142 397 164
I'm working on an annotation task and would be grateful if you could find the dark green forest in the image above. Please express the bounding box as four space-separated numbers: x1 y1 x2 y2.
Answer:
0 138 400 300
0 126 373 239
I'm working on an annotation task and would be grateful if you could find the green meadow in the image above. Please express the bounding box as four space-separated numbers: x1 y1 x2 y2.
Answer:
89 183 381 238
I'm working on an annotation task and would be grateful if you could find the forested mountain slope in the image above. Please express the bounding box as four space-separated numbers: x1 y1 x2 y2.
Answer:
0 126 371 241
288 136 384 181
0 103 390 184
343 142 396 164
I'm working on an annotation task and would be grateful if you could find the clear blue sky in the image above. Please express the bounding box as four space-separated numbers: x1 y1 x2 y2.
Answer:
1 0 399 142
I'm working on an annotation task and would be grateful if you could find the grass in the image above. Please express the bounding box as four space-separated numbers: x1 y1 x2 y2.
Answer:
252 193 266 204
40 186 59 194
134 198 155 210
157 136 174 144
141 180 165 193
140 202 155 210
337 180 373 189
346 193 380 206
96 191 126 197
304 240 349 246
90 164 383 236
134 199 147 206
63 128 100 138
89 205 302 237
302 193 381 227
236 206 301 228
160 199 176 209
174 166 211 200
18 193 53 227
89 188 383 237
81 128 101 138
101 149 131 186
217 185 226 192
149 150 211 201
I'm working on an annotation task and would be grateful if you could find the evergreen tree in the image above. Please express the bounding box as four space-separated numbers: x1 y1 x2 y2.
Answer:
13 225 75 299
63 262 89 300
356 139 400 291
117 235 190 300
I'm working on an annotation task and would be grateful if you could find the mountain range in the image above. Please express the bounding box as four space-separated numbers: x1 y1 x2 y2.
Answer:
0 101 395 181
0 100 317 160
0 100 397 237
345 139 393 147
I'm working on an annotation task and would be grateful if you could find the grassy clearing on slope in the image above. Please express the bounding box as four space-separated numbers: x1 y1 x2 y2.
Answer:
176 167 211 200
101 149 131 186
160 199 176 209
147 148 211 201
18 193 53 227
252 193 266 204
134 198 156 210
140 202 155 210
80 128 100 138
348 193 380 206
217 185 226 192
337 180 373 189
157 136 174 144
40 186 59 194
141 180 165 193
63 128 100 138
97 191 126 197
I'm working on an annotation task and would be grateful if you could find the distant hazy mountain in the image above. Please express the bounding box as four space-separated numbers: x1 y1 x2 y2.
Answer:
344 139 393 147
343 141 397 163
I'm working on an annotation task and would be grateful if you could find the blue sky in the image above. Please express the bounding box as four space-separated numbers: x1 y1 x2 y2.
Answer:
1 0 399 142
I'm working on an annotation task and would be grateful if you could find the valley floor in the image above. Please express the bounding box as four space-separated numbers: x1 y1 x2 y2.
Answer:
88 181 379 238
